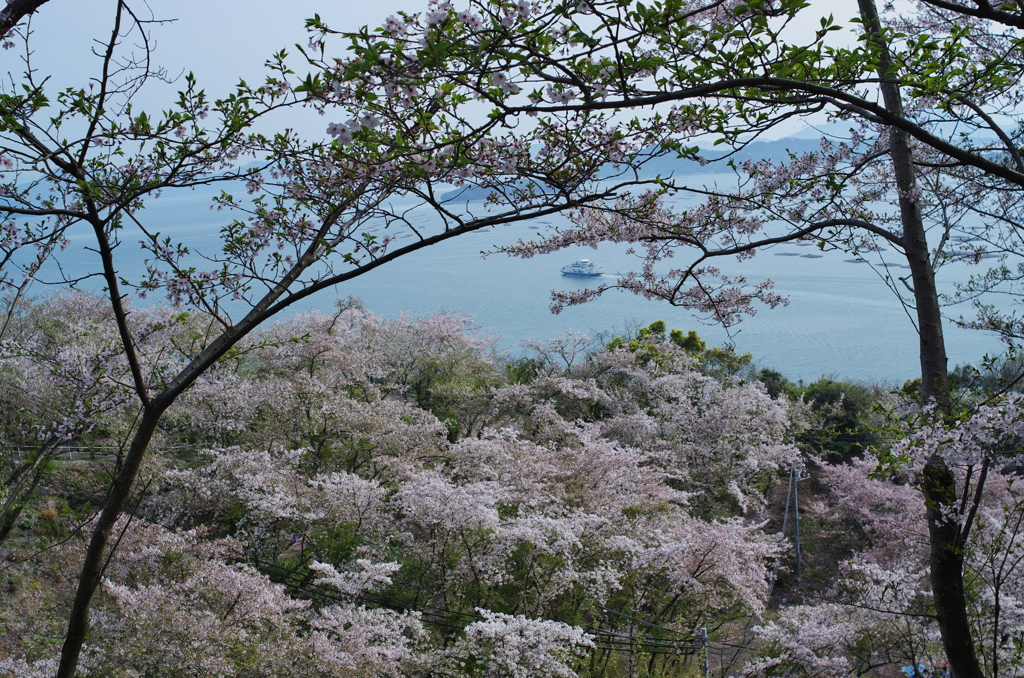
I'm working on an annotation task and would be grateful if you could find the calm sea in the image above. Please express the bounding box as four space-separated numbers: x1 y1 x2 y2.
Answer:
29 173 1006 385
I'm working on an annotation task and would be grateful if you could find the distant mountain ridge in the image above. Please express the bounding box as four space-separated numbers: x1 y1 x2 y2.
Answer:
439 135 826 202
639 136 825 177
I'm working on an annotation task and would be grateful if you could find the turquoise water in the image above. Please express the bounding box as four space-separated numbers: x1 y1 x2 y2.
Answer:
29 175 1006 385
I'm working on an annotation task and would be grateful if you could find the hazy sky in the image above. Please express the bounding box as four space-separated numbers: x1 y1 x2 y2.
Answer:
10 0 852 140
19 1 416 97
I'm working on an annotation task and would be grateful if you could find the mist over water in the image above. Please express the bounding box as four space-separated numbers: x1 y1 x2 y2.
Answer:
31 173 1006 385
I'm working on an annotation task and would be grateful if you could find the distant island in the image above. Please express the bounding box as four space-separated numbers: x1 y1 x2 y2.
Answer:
440 135 825 203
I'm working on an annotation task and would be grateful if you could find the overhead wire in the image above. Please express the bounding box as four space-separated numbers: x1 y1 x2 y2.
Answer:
254 559 715 656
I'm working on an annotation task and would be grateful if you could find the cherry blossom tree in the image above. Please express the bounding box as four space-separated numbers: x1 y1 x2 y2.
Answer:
751 456 944 678
494 337 799 515
318 0 1024 673
0 514 435 677
7 0 1021 671
0 0 698 671
0 292 134 541
156 428 778 671
450 609 595 678
753 437 1024 678
141 317 797 676
0 288 812 675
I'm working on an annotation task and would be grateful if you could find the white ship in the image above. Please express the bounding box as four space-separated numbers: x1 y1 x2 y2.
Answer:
560 259 604 277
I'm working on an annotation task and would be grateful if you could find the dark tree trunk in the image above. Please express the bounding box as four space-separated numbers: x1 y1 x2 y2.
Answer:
922 453 983 677
857 0 983 675
0 450 50 543
56 403 167 678
890 104 982 678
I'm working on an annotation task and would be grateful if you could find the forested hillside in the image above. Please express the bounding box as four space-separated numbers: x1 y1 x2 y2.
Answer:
1 294 1021 677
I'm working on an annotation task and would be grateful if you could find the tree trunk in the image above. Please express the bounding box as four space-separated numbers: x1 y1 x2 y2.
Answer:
0 448 51 544
893 139 981 678
0 468 44 544
857 0 983 675
56 403 167 678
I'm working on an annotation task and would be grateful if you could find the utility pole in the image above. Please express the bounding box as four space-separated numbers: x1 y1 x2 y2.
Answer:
701 627 709 678
793 464 802 579
773 459 813 583
791 463 811 579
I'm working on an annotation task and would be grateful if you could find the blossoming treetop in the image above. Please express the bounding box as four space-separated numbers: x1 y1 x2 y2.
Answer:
314 1 1024 675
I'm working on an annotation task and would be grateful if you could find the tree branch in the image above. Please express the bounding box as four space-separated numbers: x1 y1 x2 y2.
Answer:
0 0 51 37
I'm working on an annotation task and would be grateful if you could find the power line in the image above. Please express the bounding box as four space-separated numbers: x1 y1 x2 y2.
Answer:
254 559 711 658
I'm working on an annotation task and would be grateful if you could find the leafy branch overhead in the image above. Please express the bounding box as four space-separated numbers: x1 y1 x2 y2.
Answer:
304 2 1024 676
3 0 1024 676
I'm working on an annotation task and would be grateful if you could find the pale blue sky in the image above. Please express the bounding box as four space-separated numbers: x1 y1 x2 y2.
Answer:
0 1 424 142
10 0 849 140
18 1 414 101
